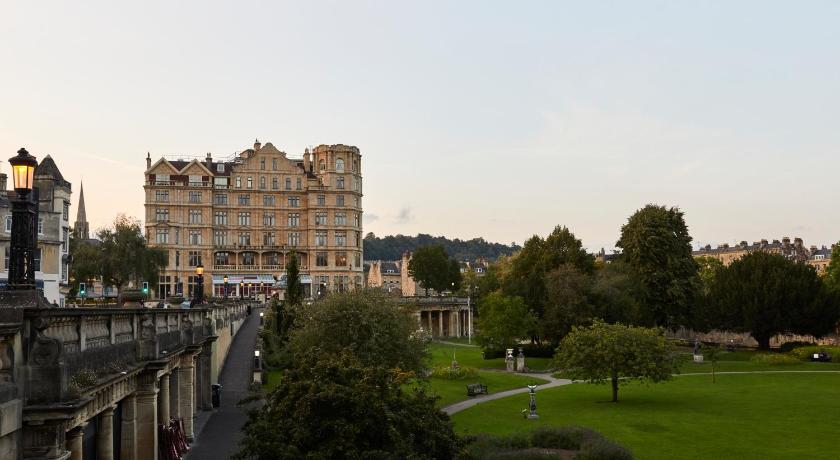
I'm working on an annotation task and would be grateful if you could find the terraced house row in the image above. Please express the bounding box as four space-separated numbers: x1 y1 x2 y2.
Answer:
144 140 363 299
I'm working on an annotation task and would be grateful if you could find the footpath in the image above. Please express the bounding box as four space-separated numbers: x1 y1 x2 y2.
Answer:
186 307 261 460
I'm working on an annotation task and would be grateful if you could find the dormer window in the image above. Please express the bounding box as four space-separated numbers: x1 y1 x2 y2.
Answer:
217 163 224 173
336 158 345 172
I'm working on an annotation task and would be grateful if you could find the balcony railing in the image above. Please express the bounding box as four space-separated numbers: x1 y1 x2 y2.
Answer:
213 264 285 271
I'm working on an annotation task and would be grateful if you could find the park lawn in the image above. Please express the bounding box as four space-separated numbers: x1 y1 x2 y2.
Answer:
421 371 549 407
452 373 840 460
428 342 554 372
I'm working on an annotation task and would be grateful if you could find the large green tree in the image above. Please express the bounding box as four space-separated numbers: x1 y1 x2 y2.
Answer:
616 205 700 329
287 290 428 374
94 215 166 293
708 251 839 350
825 243 840 290
476 292 536 350
555 320 680 402
236 351 460 460
408 245 461 296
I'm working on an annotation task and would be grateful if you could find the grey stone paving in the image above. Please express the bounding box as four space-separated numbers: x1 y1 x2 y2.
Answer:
186 306 262 460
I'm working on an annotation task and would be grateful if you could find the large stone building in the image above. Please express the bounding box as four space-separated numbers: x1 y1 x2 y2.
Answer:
144 140 363 299
693 237 833 273
0 156 72 306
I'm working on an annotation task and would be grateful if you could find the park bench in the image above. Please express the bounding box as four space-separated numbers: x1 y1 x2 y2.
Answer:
810 352 832 363
466 383 488 397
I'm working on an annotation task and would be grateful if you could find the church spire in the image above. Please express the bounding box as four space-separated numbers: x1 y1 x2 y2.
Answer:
73 181 90 240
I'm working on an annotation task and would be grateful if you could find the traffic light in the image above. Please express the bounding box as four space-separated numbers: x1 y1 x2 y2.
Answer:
79 283 86 297
142 281 149 295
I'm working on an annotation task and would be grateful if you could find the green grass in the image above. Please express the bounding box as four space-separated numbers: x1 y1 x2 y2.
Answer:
452 372 840 460
421 371 549 407
428 342 554 372
265 370 282 389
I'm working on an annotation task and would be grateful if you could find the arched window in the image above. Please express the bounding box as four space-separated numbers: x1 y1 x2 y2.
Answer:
336 158 345 172
319 160 326 171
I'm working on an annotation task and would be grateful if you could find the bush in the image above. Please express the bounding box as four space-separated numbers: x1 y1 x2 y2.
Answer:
788 345 840 363
750 353 801 365
429 365 479 380
578 437 634 460
529 426 597 450
779 341 816 353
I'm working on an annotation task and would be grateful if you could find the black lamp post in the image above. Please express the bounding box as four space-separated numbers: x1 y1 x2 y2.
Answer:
8 148 38 290
223 275 229 300
239 281 244 300
195 263 204 305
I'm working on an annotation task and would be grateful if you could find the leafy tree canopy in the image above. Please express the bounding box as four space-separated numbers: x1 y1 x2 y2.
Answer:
616 204 700 329
363 232 519 262
707 251 839 350
407 245 461 296
476 292 536 350
555 320 680 402
825 243 840 290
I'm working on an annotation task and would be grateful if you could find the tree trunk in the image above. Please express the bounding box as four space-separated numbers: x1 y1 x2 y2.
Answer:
611 376 619 402
756 336 771 351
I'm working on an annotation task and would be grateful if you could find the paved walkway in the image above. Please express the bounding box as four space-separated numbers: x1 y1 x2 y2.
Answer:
436 340 480 348
441 372 572 415
187 307 261 460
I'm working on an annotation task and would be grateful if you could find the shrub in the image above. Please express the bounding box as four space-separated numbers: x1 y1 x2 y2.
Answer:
750 353 801 365
788 345 840 363
529 426 597 450
779 341 816 353
577 437 635 460
429 365 479 380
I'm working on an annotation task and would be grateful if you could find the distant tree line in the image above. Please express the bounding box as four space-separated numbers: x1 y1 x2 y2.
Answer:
363 232 520 261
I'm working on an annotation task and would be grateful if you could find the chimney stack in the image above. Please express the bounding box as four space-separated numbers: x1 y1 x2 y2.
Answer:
146 152 151 170
303 148 311 171
794 237 803 248
782 237 791 246
205 152 213 171
254 138 261 151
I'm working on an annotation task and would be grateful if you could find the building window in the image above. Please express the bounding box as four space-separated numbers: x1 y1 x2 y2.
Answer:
288 232 300 246
316 231 327 246
354 253 362 267
217 163 225 173
63 201 69 220
263 213 275 226
34 248 41 272
355 231 361 247
237 212 251 226
247 177 253 189
260 158 266 170
214 211 228 225
265 252 280 265
189 191 202 203
214 193 228 205
213 230 227 246
353 213 360 227
296 177 302 190
316 251 328 267
242 252 255 266
156 229 169 244
315 212 327 226
263 232 275 245
336 158 345 172
335 213 346 225
288 196 300 207
335 251 347 267
260 176 266 189
63 227 69 251
175 229 180 244
335 231 346 247
317 195 326 206
155 190 169 202
263 195 275 206
189 209 202 224
38 217 44 235
272 177 279 190
272 158 278 171
239 232 251 245
288 213 300 227
353 177 360 192
188 251 202 267
215 252 230 265
189 230 202 245
319 160 325 171
236 177 242 188
155 209 169 222
336 176 345 190
337 195 345 206
5 216 11 233
238 194 250 205
156 174 170 184
285 178 291 190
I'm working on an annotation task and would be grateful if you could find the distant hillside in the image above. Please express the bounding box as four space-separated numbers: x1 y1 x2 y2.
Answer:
363 233 520 262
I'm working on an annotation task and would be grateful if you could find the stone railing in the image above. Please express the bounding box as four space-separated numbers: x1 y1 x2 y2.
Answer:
21 302 249 404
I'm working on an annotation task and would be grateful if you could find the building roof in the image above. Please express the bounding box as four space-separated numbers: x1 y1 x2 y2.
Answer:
35 155 71 189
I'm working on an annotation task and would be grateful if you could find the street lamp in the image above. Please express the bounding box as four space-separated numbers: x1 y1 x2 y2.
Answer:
223 275 229 300
195 263 204 305
239 281 244 300
8 148 38 290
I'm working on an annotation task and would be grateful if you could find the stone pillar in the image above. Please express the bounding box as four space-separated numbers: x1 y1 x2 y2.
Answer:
97 406 115 460
454 309 460 337
199 340 214 410
121 394 137 460
169 370 181 420
437 310 443 337
136 368 161 460
158 374 170 424
67 425 85 460
179 349 198 440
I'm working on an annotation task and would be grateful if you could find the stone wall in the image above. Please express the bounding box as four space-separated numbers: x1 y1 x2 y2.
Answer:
670 327 839 348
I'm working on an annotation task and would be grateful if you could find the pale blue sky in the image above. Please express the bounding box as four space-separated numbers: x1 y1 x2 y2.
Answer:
2 1 838 251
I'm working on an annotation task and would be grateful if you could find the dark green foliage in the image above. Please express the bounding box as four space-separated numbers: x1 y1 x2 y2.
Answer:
460 426 632 460
94 215 166 293
286 290 429 374
236 351 461 460
363 232 519 262
476 292 536 351
825 243 840 291
529 426 596 450
408 245 462 296
707 251 840 350
576 438 634 460
283 251 302 307
616 204 700 329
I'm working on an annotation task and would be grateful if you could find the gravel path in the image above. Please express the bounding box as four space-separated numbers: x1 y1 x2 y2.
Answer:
442 372 572 415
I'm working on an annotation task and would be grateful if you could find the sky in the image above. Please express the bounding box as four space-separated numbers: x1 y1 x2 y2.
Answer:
2 1 839 252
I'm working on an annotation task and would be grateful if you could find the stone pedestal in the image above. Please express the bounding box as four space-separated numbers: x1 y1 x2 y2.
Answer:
97 406 115 460
516 348 526 372
505 348 515 372
693 354 704 363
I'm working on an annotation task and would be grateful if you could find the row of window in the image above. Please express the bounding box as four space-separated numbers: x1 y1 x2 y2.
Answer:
170 249 361 269
155 209 360 227
155 228 362 247
155 191 359 207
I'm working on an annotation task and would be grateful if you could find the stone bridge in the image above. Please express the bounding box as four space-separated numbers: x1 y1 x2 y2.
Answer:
0 290 252 460
395 297 472 338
